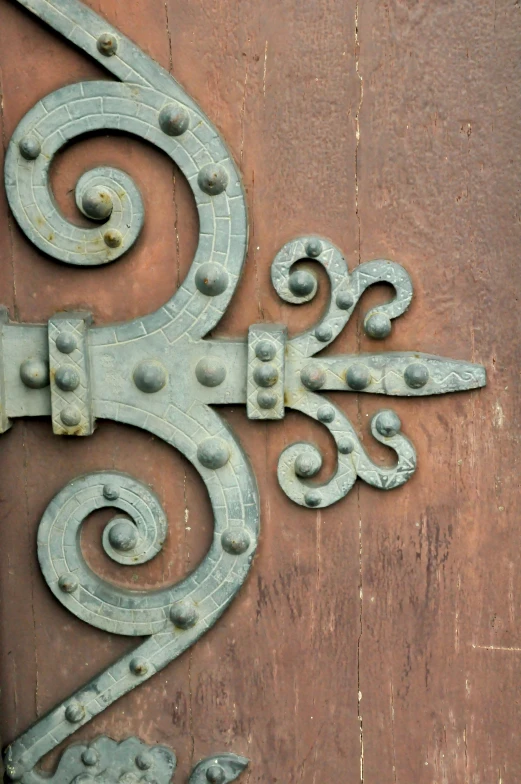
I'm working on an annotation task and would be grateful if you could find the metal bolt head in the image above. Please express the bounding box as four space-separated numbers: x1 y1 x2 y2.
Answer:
159 103 190 136
55 365 80 392
304 490 322 507
20 357 49 389
170 600 198 629
364 312 392 340
221 529 251 555
135 753 153 771
195 357 226 387
81 748 99 767
404 362 429 389
257 390 277 409
294 452 322 478
133 360 167 393
108 519 138 551
301 363 326 391
317 404 335 423
60 405 82 427
197 438 229 469
198 164 228 195
253 364 278 388
104 229 122 248
97 33 118 56
65 702 85 723
206 766 226 784
81 187 113 220
255 340 276 362
336 290 354 310
375 410 401 438
56 332 78 354
58 574 79 593
346 364 370 391
129 657 149 676
19 136 41 160
103 483 120 501
195 263 229 296
338 437 355 455
288 269 316 297
305 239 323 258
315 324 333 343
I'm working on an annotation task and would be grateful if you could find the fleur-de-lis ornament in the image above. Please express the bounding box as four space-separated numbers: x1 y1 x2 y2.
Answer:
0 0 486 781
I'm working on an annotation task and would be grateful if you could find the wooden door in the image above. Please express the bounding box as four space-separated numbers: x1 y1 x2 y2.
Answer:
0 0 519 782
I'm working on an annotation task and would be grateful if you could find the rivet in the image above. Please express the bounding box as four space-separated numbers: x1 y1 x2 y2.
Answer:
338 437 355 455
404 362 429 389
170 600 198 629
288 269 315 297
135 753 153 771
206 766 226 784
317 404 335 423
255 340 276 362
195 357 226 387
301 363 326 391
346 364 370 391
65 702 85 723
108 519 138 552
364 312 392 340
19 135 41 160
197 438 229 469
129 657 149 676
257 390 277 409
133 360 167 393
20 358 49 389
55 366 80 392
58 574 79 593
56 332 78 354
104 229 122 248
253 364 278 388
81 187 113 221
336 290 354 310
60 405 82 427
97 33 118 56
103 483 119 501
304 490 322 508
315 324 333 342
198 164 228 196
81 749 99 767
305 239 323 258
5 764 23 781
375 410 401 438
221 529 251 555
159 104 190 136
195 263 229 296
295 452 322 478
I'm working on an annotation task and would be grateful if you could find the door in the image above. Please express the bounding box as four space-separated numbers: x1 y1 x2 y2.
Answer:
0 0 519 782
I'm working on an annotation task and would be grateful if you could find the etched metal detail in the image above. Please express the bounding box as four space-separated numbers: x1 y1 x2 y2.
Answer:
0 0 486 780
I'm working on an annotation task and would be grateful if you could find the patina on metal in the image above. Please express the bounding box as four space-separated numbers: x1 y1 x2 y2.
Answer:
0 0 486 781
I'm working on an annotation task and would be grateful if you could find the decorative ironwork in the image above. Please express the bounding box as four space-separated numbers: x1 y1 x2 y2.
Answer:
0 0 486 780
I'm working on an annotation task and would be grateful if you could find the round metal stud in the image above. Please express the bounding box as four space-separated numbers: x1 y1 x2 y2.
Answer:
170 600 198 629
103 483 119 501
206 766 226 784
375 410 401 438
255 340 276 362
195 263 229 296
301 363 326 391
294 452 322 478
197 438 229 469
221 529 251 555
305 239 322 258
55 365 80 392
135 753 153 771
336 290 354 310
19 358 49 389
364 312 392 340
288 269 315 297
338 437 355 455
81 749 99 767
133 360 167 393
58 574 79 593
253 364 278 388
65 702 85 723
60 405 82 427
304 490 322 508
159 104 190 136
317 404 335 423
19 136 41 160
197 164 228 195
346 364 370 391
108 519 138 552
315 324 333 342
81 186 113 220
195 357 227 387
404 362 429 389
257 390 277 409
129 657 149 676
104 229 122 248
97 33 118 56
5 764 23 782
55 332 78 354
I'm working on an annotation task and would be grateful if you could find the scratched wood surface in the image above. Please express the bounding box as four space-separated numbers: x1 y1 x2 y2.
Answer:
0 0 520 782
